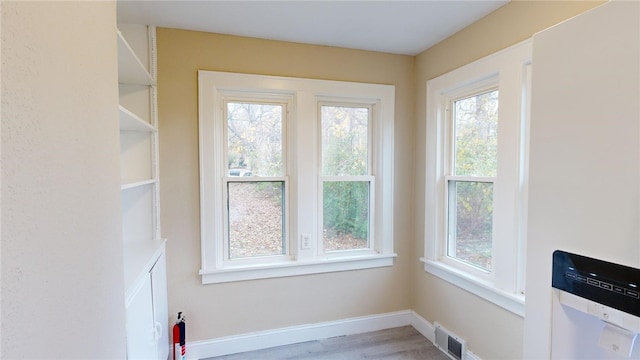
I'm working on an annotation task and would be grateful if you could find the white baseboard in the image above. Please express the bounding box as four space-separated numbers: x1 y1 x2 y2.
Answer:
185 310 481 360
410 311 481 360
466 350 481 360
409 310 435 342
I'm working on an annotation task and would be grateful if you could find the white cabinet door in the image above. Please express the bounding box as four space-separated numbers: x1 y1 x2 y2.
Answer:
126 275 157 360
151 252 169 360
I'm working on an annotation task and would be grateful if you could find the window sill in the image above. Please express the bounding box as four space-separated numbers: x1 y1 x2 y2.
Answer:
200 253 397 284
420 258 525 317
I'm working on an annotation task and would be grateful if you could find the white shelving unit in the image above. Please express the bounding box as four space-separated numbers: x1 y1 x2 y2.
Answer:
119 105 156 132
117 30 154 85
118 24 169 360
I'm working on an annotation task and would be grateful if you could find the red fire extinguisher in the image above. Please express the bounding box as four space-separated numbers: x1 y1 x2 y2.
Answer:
173 312 186 360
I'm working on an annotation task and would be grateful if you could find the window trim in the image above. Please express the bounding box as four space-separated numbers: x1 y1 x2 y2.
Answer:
318 102 375 255
198 71 396 284
222 98 290 264
421 40 532 317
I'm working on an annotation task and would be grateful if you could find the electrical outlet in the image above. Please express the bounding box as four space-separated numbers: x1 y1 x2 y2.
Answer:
301 234 311 250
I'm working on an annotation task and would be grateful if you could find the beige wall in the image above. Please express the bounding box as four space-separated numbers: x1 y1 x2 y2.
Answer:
1 1 126 358
157 29 415 341
157 0 606 352
412 1 604 359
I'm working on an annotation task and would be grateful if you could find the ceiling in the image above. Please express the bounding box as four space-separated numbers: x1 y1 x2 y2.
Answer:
117 1 508 56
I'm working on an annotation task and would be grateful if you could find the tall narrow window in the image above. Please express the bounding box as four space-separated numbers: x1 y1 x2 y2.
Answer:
447 90 498 271
320 104 373 252
423 40 531 316
224 101 287 259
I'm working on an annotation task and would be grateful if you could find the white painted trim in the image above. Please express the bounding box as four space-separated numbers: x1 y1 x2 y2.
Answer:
200 254 396 284
410 311 482 360
421 259 525 317
409 310 436 343
185 310 483 360
198 70 395 283
466 350 482 360
424 39 532 314
186 310 412 359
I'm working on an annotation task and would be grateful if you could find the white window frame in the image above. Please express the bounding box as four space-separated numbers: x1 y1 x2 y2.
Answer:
199 71 396 284
317 101 375 256
222 96 291 267
421 40 532 316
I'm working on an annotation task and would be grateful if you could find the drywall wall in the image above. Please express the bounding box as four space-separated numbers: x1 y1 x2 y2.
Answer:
1 2 126 358
157 29 415 341
412 1 604 358
524 2 640 358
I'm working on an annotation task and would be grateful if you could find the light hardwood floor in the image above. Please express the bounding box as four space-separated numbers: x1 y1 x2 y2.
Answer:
205 326 451 360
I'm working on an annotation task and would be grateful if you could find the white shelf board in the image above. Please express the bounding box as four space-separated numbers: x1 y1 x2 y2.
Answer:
117 30 154 86
124 238 166 298
119 105 155 132
121 178 156 190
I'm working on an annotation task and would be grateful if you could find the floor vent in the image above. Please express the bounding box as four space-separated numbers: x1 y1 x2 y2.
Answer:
434 322 467 360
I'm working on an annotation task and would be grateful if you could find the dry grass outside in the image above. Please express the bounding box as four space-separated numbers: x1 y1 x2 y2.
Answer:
228 182 284 258
323 231 368 251
453 238 492 270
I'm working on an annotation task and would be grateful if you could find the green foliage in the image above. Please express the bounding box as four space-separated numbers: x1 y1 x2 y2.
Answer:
449 90 498 269
453 181 493 242
323 181 369 240
454 90 498 177
321 105 370 242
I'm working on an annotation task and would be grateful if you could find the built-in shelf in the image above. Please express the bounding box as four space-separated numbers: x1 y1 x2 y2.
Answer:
117 30 154 86
121 178 156 190
124 238 166 301
119 24 167 360
118 25 161 295
119 105 155 132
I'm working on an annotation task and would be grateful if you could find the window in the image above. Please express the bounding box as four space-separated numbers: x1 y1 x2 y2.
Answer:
199 71 395 284
447 89 498 271
422 40 531 316
225 101 287 260
320 104 373 253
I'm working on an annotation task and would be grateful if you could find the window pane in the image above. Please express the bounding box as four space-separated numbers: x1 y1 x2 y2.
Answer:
323 181 369 251
227 181 285 259
453 90 498 177
322 181 370 251
321 105 369 176
448 180 493 270
227 102 283 177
